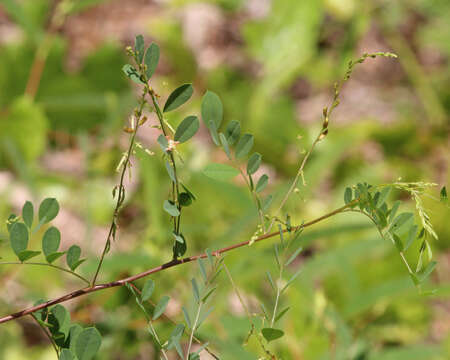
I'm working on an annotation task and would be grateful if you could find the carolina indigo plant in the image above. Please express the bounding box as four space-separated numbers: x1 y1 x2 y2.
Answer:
0 35 446 360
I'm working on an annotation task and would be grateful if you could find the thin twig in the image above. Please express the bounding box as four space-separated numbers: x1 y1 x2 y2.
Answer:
30 313 60 357
0 200 357 325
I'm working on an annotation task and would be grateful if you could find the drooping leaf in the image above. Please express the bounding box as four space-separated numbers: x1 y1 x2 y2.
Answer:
157 134 168 152
202 163 239 181
42 226 61 257
134 35 145 64
163 84 193 113
198 258 207 282
285 246 303 266
404 225 418 251
201 91 223 129
165 161 176 182
153 296 170 320
247 152 262 175
182 306 191 328
122 64 144 84
141 279 155 301
144 43 159 79
266 271 276 291
225 120 240 145
22 201 33 228
191 278 200 302
174 115 199 143
255 174 269 193
163 200 180 217
274 307 290 323
392 233 404 252
235 134 254 159
262 194 273 211
38 198 59 224
10 222 28 257
75 327 102 360
261 328 284 342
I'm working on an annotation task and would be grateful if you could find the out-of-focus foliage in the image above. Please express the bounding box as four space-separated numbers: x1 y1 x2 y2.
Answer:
0 0 449 359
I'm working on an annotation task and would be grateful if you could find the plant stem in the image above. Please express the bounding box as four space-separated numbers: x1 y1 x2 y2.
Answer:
0 201 356 324
30 313 60 358
149 321 169 360
91 86 148 286
186 301 202 359
0 262 90 285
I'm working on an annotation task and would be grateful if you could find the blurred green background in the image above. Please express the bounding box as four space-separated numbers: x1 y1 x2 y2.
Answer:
0 0 449 359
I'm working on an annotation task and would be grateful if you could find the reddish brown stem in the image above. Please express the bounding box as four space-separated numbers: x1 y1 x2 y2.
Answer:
0 201 356 325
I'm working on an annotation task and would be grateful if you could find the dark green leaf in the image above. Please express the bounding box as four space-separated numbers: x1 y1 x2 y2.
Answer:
22 201 33 228
255 174 268 193
75 327 102 360
38 198 59 224
66 245 83 271
246 153 262 175
134 35 145 63
122 64 144 84
18 250 41 262
144 43 159 79
173 233 187 258
178 192 193 207
235 134 254 159
163 200 180 217
49 305 71 337
344 187 352 204
225 120 240 145
174 116 199 143
181 183 197 200
203 163 239 181
42 226 61 257
219 133 231 159
6 214 19 232
440 186 447 202
164 84 193 113
10 222 28 257
261 328 284 342
141 279 155 301
201 91 223 129
153 296 170 320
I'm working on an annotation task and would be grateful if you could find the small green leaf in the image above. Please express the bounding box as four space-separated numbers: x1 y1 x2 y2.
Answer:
393 234 404 252
390 212 414 233
42 227 61 258
285 246 303 266
344 187 352 204
198 258 207 283
182 306 191 328
388 200 401 222
281 269 302 293
266 271 276 291
18 250 41 262
225 120 240 145
201 286 216 302
165 161 176 182
49 305 71 337
6 214 19 232
174 116 199 143
68 324 83 354
157 134 168 152
208 120 220 146
274 307 290 323
219 133 231 159
66 245 83 271
440 186 448 202
59 349 75 360
122 64 144 84
261 328 284 342
75 327 102 360
203 163 239 181
191 278 200 302
46 251 65 264
404 225 418 251
163 200 180 217
377 186 391 207
164 84 193 113
134 35 145 64
141 279 155 301
22 201 34 228
262 194 273 211
38 198 59 224
10 222 28 257
173 233 187 258
181 183 197 201
144 43 160 79
418 260 437 282
178 192 193 207
247 152 262 175
255 174 268 193
153 296 170 320
201 91 223 129
235 134 254 159
206 248 214 266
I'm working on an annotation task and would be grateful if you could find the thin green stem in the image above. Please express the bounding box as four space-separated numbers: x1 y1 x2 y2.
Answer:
149 321 169 360
30 313 60 358
0 262 90 285
91 86 148 286
186 302 202 359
